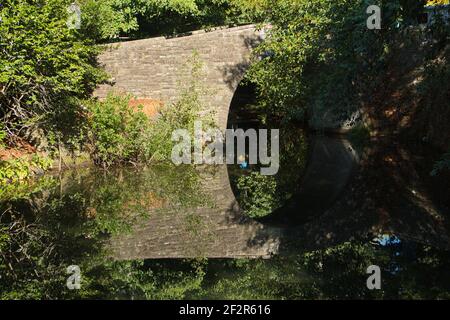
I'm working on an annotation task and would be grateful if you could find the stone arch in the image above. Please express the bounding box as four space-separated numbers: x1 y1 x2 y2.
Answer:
94 24 265 131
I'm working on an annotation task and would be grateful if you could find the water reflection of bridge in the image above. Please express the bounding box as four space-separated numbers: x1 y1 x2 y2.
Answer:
110 136 358 259
110 163 282 260
110 134 450 260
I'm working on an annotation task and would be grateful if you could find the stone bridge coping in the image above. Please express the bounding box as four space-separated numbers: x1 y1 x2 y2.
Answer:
105 24 261 47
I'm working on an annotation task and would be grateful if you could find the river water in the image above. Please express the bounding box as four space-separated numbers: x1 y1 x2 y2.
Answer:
1 134 450 299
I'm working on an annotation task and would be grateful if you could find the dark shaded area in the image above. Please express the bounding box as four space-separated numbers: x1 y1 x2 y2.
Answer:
260 135 358 227
226 82 260 129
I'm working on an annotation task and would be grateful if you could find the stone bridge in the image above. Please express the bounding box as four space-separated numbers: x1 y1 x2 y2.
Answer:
109 136 360 260
94 24 265 131
96 25 450 260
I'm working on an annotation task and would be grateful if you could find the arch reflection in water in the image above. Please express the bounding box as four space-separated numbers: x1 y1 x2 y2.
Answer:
109 164 281 260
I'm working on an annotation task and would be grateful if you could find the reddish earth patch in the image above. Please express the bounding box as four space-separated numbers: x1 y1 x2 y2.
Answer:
128 98 164 118
0 138 36 161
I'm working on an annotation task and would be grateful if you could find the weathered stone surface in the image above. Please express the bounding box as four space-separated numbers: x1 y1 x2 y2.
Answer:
94 25 264 131
110 165 282 260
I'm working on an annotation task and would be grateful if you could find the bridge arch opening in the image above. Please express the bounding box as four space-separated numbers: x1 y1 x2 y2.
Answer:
224 79 352 226
224 79 308 223
226 81 260 131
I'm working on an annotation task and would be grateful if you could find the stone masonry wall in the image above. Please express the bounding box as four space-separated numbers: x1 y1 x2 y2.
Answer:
94 25 264 130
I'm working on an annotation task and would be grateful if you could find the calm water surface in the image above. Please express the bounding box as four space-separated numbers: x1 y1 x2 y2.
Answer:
1 141 450 299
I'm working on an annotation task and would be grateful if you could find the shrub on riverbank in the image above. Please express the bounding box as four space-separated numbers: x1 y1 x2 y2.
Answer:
0 0 105 142
85 94 152 167
85 52 213 167
0 156 52 184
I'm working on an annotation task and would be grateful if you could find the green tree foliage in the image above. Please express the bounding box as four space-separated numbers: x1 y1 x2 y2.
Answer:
79 0 200 40
0 0 105 139
246 0 389 123
79 0 266 40
85 94 153 167
244 0 434 125
427 0 450 5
